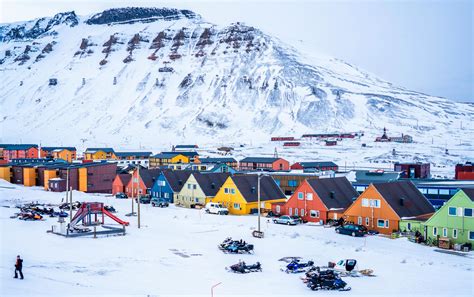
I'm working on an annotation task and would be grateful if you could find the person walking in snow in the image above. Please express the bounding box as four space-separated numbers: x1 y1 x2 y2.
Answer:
14 255 23 279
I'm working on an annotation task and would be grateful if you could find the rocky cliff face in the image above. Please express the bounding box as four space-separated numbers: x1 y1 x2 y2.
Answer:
0 7 472 151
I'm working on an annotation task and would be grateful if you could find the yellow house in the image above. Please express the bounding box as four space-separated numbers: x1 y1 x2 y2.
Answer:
23 167 37 187
149 153 190 168
0 166 11 182
84 148 116 160
212 175 287 215
175 172 230 208
52 148 76 162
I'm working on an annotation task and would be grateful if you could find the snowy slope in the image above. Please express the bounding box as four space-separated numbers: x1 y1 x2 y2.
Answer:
0 180 473 296
0 7 472 149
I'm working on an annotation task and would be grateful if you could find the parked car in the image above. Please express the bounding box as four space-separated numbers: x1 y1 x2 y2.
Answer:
266 211 281 218
205 202 229 215
115 192 128 199
273 215 299 225
335 224 368 237
151 197 169 208
136 196 151 204
290 215 303 224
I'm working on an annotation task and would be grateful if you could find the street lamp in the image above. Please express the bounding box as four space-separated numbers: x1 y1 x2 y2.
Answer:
253 172 266 238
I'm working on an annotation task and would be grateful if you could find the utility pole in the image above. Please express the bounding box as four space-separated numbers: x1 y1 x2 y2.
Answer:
137 165 141 229
257 174 261 233
65 167 69 203
69 186 73 223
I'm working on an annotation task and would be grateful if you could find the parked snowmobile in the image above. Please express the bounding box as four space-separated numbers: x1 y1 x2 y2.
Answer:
306 267 351 291
104 205 116 213
331 259 375 277
219 238 254 254
282 259 314 273
227 261 262 273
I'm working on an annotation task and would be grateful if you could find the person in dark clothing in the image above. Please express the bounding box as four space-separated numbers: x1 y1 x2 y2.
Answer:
14 255 23 279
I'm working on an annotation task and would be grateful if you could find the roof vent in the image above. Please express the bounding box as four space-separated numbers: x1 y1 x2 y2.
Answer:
211 182 215 189
330 191 335 199
400 197 405 206
178 179 183 185
251 186 256 193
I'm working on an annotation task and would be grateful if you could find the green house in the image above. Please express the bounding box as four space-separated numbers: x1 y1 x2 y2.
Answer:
423 188 474 245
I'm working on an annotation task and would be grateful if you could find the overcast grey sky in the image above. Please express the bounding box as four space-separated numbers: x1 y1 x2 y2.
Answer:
1 0 472 102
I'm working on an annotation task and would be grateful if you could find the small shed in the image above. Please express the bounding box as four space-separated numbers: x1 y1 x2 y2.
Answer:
49 178 66 192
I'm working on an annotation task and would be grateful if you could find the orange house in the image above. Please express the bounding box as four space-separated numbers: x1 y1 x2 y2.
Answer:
124 169 162 198
343 181 434 235
112 174 131 195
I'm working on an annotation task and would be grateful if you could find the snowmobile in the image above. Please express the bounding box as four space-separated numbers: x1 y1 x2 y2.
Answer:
282 259 314 273
226 261 262 273
104 205 116 213
330 259 375 277
219 238 254 254
306 267 351 291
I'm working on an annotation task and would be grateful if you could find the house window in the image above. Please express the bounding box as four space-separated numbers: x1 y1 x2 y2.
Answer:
433 227 438 236
469 231 474 241
407 223 411 231
442 228 447 237
464 208 473 217
365 217 369 226
288 180 297 187
448 207 457 216
193 185 197 190
158 180 165 186
224 188 229 194
310 210 319 218
361 198 369 207
453 229 457 238
306 193 313 200
276 205 281 213
295 208 298 216
377 219 385 228
164 193 169 198
301 209 305 216
357 217 362 225
188 184 191 189
274 179 280 186
233 203 240 209
298 192 303 200
370 199 381 208
289 208 292 215
385 220 389 228
231 189 235 194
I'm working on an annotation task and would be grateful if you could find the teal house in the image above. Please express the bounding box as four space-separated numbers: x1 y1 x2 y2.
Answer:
423 188 474 245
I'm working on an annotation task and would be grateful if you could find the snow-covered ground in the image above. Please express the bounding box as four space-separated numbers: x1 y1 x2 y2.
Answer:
0 180 473 296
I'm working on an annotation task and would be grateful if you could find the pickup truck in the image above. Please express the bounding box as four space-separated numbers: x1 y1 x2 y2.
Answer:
205 202 229 215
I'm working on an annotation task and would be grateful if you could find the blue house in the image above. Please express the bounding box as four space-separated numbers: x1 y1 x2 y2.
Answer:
150 170 193 203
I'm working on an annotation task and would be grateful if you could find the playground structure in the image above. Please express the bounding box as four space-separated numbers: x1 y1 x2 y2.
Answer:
49 202 129 238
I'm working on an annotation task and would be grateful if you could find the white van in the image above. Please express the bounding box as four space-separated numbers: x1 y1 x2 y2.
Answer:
205 202 229 215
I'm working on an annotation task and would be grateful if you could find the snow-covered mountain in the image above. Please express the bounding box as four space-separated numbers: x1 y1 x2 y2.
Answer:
0 7 472 152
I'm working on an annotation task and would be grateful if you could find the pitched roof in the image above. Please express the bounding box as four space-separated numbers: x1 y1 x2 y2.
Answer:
193 172 231 196
42 146 76 152
175 145 198 149
307 177 358 209
139 169 162 188
298 161 338 168
162 151 199 157
240 157 280 163
85 147 115 153
115 152 152 158
162 170 194 192
373 181 435 217
232 175 286 202
200 157 237 164
0 144 38 150
117 174 132 185
461 188 474 201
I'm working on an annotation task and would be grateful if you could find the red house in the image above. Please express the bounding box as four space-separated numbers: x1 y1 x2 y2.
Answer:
291 161 338 172
394 162 430 179
455 162 474 180
283 177 358 223
0 144 39 161
112 174 132 195
239 157 290 171
125 169 162 197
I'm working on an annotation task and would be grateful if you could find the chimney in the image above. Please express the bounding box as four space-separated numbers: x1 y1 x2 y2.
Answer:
329 191 335 199
400 197 405 206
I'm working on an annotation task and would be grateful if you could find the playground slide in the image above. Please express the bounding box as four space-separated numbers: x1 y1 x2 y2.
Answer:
70 208 86 227
102 209 130 226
